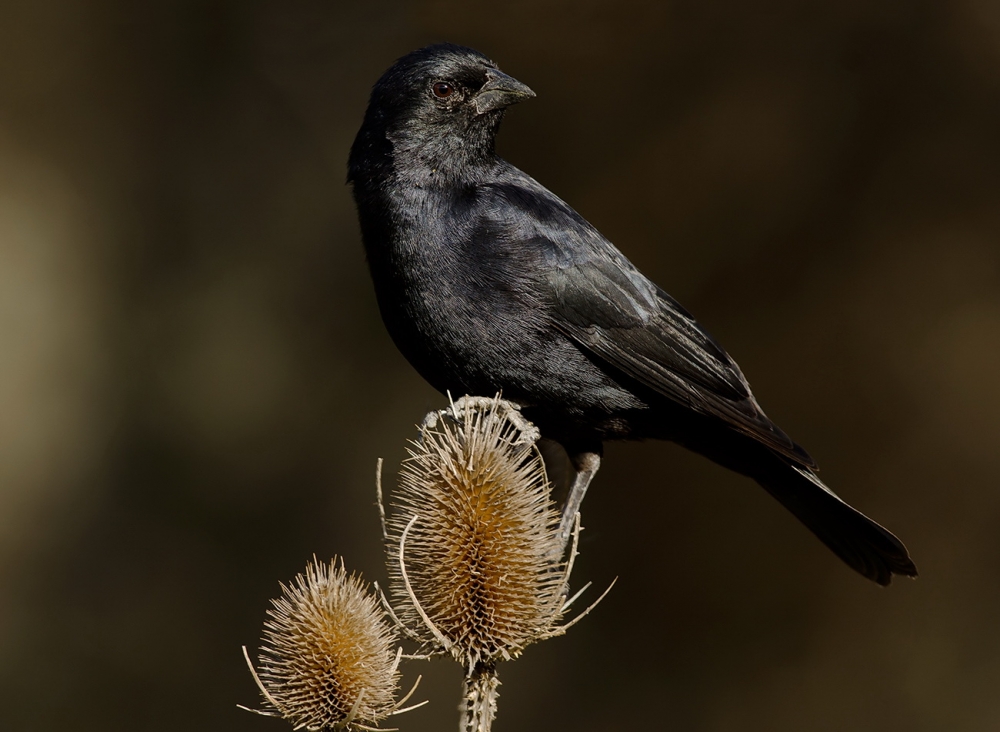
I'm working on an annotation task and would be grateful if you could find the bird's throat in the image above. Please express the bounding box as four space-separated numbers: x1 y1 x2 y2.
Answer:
386 114 502 187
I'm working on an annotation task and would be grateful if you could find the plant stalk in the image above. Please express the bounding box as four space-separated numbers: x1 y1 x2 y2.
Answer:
461 663 500 732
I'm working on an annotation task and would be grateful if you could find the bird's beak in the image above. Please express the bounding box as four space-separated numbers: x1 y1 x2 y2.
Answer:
472 70 535 115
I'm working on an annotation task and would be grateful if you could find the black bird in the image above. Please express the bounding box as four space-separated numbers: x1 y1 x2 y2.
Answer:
348 43 917 585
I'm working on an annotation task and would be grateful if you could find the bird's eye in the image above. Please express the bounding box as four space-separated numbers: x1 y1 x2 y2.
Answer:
432 81 455 99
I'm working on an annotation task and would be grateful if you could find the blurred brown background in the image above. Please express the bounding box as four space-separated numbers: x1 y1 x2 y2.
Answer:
1 0 998 730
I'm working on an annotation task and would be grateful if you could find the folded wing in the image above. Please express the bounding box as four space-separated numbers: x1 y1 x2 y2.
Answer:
541 238 816 468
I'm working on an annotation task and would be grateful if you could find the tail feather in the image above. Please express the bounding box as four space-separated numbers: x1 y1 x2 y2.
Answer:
762 465 917 586
659 408 917 584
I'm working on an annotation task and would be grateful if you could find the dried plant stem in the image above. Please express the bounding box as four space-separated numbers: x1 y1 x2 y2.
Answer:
383 396 613 732
461 663 501 732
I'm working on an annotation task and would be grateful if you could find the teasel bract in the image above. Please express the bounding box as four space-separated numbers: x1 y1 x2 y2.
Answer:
241 558 422 731
382 396 611 732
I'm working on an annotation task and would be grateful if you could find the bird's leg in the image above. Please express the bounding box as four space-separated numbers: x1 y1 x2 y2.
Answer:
558 451 601 550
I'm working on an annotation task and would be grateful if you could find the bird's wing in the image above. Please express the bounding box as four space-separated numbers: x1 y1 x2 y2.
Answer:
539 232 815 468
549 255 815 467
478 174 814 467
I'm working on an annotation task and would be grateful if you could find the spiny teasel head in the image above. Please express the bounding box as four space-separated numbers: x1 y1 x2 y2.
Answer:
242 558 411 731
384 396 575 671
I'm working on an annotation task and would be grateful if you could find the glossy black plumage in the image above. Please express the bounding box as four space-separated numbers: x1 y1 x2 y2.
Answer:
348 43 917 585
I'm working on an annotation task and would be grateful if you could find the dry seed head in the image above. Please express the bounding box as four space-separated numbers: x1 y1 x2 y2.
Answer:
387 398 567 668
251 558 400 731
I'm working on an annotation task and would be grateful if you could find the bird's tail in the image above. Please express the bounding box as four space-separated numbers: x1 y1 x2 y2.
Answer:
756 462 917 585
671 419 918 585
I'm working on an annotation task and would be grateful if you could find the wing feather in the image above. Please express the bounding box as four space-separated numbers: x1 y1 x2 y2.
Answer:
480 174 815 468
544 241 815 467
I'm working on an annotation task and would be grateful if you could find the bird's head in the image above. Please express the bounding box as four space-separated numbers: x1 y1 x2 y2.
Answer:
349 44 535 184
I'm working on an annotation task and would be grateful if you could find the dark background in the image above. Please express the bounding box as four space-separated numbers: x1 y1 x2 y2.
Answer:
1 1 999 730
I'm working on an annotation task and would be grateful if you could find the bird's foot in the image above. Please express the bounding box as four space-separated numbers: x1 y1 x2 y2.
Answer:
421 394 540 446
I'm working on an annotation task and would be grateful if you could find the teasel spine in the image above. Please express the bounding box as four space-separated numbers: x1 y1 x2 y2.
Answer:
239 557 425 731
380 395 614 732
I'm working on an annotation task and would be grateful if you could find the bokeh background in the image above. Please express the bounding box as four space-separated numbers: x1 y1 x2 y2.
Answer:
2 0 999 730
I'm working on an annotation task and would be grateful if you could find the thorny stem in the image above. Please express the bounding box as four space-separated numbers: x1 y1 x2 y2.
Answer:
461 663 501 732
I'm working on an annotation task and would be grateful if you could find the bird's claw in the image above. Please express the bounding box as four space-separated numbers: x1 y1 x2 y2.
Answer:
420 395 540 446
452 395 540 446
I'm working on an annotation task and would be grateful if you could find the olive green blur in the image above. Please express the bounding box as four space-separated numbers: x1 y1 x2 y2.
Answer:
0 1 998 730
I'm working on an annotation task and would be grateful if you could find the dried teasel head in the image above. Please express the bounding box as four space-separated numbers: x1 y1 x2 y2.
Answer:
241 558 422 731
383 396 585 671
